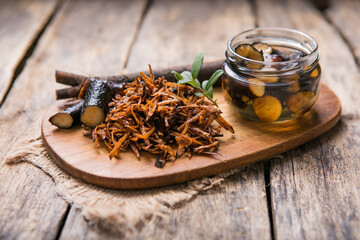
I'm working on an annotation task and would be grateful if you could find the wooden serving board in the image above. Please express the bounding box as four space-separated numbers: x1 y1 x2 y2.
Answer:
41 83 341 189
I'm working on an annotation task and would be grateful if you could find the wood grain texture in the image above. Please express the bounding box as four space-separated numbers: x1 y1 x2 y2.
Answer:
2 0 356 239
135 164 270 240
60 207 127 240
326 0 360 67
42 84 341 189
125 0 250 73
0 0 147 239
0 1 67 239
0 0 58 104
0 163 69 240
256 0 360 239
60 0 272 238
59 164 270 240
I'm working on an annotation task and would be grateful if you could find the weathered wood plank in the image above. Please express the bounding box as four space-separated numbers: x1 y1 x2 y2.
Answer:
0 0 147 239
256 0 360 239
59 207 126 240
137 165 270 240
0 163 69 239
0 0 58 105
326 0 360 67
60 165 270 240
125 0 247 72
60 0 272 239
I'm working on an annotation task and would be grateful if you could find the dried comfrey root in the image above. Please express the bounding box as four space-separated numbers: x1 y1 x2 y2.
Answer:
86 66 234 168
49 101 83 128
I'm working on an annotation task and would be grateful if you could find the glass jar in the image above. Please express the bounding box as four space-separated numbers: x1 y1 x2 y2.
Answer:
222 27 321 122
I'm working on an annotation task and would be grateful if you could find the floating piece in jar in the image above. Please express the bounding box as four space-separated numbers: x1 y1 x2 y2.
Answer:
310 68 319 78
287 91 315 113
235 44 264 69
282 73 300 81
287 80 300 93
242 95 250 103
258 67 278 83
253 96 282 122
248 79 265 97
272 46 305 61
264 54 282 63
222 76 231 93
252 42 273 55
222 88 233 102
289 51 305 61
282 74 300 93
304 65 312 71
49 101 83 128
80 79 111 127
235 44 264 61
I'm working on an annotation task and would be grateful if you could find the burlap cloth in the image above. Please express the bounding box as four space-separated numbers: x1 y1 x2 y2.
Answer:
4 121 242 234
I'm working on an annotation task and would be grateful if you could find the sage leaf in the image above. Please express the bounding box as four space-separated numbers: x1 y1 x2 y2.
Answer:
172 71 183 81
206 86 213 99
173 53 221 106
188 81 199 88
178 79 199 88
195 79 201 87
181 71 192 81
202 80 208 91
177 79 195 85
191 52 204 80
205 69 223 91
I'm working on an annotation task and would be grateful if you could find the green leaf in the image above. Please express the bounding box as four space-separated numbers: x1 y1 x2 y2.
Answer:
177 79 195 85
191 52 204 80
178 79 199 88
195 79 201 87
187 81 199 88
195 92 204 96
172 71 183 81
205 69 223 91
206 86 213 99
202 80 208 91
181 71 192 81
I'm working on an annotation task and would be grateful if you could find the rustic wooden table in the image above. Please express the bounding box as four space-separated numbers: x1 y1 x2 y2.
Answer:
1 0 359 239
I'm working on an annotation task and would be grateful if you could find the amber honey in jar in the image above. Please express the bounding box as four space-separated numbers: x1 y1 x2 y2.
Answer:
222 28 321 122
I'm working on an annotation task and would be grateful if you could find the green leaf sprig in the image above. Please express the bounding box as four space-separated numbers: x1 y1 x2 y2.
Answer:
171 53 223 106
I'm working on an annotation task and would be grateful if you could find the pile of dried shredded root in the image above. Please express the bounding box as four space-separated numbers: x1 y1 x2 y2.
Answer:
85 66 234 168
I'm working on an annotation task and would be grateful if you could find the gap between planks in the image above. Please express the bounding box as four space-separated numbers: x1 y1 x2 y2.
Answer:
3 0 343 238
55 205 71 240
250 1 351 239
120 0 154 72
55 0 156 237
0 1 61 107
321 8 360 71
250 1 275 238
56 0 339 238
0 1 69 237
264 160 275 240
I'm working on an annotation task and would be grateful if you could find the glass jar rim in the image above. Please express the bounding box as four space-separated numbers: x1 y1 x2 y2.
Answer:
227 27 319 68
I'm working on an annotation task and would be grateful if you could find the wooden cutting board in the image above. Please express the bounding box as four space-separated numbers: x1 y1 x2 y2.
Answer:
41 83 341 189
